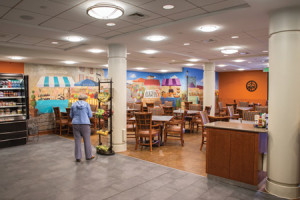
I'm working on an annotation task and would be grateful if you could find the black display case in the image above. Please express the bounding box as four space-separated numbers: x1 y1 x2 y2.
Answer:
0 73 29 148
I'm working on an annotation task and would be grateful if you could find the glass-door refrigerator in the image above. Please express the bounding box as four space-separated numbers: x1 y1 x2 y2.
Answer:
0 73 29 148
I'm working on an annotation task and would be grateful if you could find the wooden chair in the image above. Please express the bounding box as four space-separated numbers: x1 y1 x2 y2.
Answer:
154 100 162 107
164 101 173 107
239 101 249 107
204 106 212 115
218 102 226 116
127 102 134 109
164 110 187 146
255 106 268 114
66 108 72 135
53 107 68 136
133 103 142 112
90 104 98 112
226 103 237 114
163 106 173 116
90 114 98 135
199 111 209 151
189 104 201 111
148 107 164 116
127 112 135 138
134 112 161 152
243 111 260 121
184 101 192 110
227 106 239 119
146 102 154 111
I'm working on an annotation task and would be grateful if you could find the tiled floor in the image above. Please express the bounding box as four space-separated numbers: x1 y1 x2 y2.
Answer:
0 135 285 200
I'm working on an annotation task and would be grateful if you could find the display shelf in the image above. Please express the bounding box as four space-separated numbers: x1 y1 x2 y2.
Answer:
0 96 25 99
0 105 26 108
0 88 24 90
0 114 26 118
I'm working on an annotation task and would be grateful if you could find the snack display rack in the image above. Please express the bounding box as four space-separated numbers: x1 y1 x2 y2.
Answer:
0 73 29 148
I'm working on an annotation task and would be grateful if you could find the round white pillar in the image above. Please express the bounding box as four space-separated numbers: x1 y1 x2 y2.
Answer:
266 7 300 199
108 44 127 152
203 62 215 116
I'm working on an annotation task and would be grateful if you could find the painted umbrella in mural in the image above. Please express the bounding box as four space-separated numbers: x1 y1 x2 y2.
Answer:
74 79 98 86
162 75 181 86
37 76 75 87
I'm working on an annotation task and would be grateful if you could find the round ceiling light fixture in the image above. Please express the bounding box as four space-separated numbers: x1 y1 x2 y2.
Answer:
221 49 238 54
63 60 77 65
146 35 166 42
87 3 124 20
106 22 116 26
65 36 84 42
187 58 200 62
163 5 175 9
197 25 219 32
8 56 25 60
141 49 159 54
88 49 104 53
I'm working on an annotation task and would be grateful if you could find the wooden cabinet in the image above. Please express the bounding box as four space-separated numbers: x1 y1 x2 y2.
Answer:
206 127 267 186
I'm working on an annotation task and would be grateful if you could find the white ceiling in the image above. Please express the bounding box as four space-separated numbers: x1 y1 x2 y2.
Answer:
0 0 299 72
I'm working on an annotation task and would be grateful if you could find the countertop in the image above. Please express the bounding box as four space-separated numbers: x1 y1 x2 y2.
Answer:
204 121 268 133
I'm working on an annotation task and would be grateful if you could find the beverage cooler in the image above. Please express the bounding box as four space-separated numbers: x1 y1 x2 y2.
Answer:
0 73 29 148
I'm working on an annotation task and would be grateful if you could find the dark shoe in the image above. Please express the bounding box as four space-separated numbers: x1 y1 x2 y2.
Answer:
86 155 95 160
76 159 81 162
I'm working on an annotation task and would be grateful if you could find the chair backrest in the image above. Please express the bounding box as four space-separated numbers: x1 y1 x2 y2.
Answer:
189 104 201 111
135 112 152 131
184 101 192 110
200 111 209 126
163 106 173 116
227 106 235 117
90 104 98 112
164 101 173 107
218 102 223 110
149 107 163 116
53 107 61 120
127 102 134 109
66 108 71 122
239 101 249 107
146 102 154 109
204 106 212 115
133 103 142 112
243 111 260 121
154 100 162 107
255 106 268 114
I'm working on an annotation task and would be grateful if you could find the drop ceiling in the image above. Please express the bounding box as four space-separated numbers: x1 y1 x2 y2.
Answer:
0 0 299 72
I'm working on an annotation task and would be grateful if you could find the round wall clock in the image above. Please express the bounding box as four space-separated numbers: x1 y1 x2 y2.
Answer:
246 80 257 92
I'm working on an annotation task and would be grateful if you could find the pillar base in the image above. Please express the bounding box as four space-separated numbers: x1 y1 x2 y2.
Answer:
112 143 127 152
266 178 300 199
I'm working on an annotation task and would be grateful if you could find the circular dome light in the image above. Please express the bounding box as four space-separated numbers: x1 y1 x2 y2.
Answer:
146 35 166 42
233 59 245 63
221 49 238 54
160 70 168 72
141 50 158 54
87 4 124 20
217 64 226 67
88 49 104 53
187 58 200 62
135 67 146 70
197 25 219 32
65 36 84 42
63 60 77 65
237 68 245 71
183 43 190 46
106 22 116 26
163 5 174 9
184 63 195 66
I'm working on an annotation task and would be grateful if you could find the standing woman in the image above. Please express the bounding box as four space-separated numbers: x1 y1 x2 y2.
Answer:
70 94 95 162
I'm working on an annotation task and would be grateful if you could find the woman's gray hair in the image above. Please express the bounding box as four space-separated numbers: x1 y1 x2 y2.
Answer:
78 94 88 100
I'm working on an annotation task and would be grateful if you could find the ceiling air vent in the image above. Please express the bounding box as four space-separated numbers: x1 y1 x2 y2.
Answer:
128 12 148 21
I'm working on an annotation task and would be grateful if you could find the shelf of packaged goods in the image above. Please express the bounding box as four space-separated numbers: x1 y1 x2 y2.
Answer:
0 88 24 90
0 96 25 99
0 114 26 118
0 105 26 108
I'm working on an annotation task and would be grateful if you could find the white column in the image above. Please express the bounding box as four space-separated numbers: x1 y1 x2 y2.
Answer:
203 62 215 116
266 7 300 199
108 44 127 152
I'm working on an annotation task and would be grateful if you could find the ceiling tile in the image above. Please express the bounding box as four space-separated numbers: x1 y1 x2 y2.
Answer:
202 0 248 12
0 6 10 16
9 35 45 44
2 9 51 25
16 0 72 16
35 39 69 47
98 31 123 39
122 7 161 24
0 32 18 42
0 0 21 7
186 0 224 7
56 7 96 24
167 8 207 20
116 25 145 33
48 0 86 6
91 19 133 30
140 17 173 27
119 0 154 6
72 25 110 36
40 17 83 31
141 0 197 16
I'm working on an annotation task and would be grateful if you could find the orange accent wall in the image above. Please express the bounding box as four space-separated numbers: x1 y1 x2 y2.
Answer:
0 61 24 74
219 70 268 105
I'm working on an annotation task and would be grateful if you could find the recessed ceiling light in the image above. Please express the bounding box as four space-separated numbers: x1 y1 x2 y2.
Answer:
51 41 59 44
231 36 239 39
197 25 220 32
262 50 268 53
160 70 168 72
103 64 108 67
87 3 124 20
63 61 77 65
127 52 131 55
184 63 195 66
237 68 245 71
65 36 84 42
106 22 116 26
221 49 238 54
8 56 25 60
88 49 104 53
135 67 146 70
187 58 200 62
217 64 226 67
233 59 245 63
141 50 158 54
163 4 174 9
146 35 166 42
183 43 190 46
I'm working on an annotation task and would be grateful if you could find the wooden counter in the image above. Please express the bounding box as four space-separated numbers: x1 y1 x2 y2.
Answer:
204 122 267 186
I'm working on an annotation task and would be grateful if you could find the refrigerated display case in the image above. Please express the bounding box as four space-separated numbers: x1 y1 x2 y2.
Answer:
0 73 29 148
